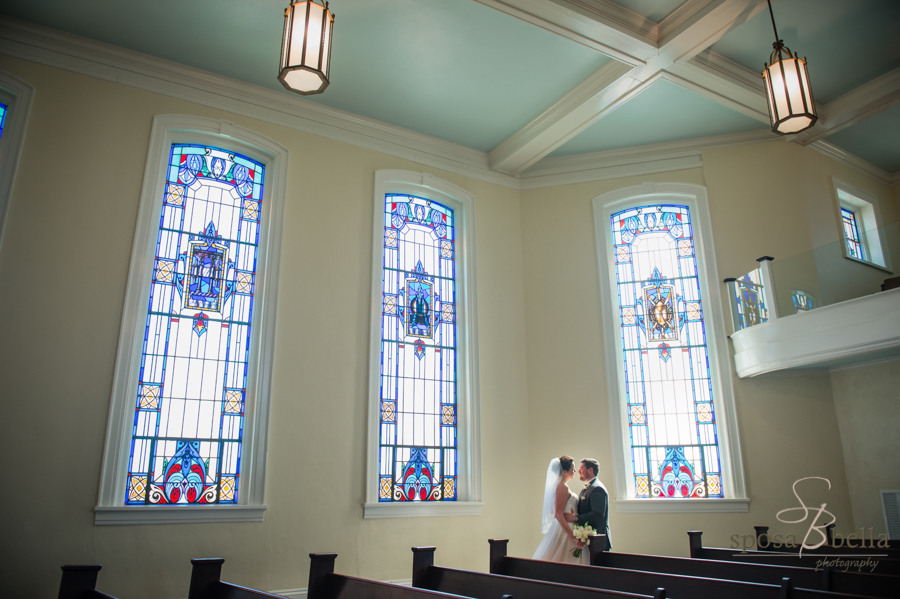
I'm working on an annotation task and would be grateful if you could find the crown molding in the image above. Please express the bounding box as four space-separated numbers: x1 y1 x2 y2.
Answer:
810 140 897 185
519 128 771 189
0 16 521 190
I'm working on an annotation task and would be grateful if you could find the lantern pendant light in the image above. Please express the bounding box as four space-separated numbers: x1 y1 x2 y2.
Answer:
761 0 817 135
279 1 335 96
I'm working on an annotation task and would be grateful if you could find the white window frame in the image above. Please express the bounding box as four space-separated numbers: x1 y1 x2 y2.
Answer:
592 182 748 513
831 177 892 273
0 69 35 253
364 170 483 518
95 115 289 525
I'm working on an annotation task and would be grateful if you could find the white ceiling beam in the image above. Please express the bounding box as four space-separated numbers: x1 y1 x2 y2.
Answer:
665 50 769 122
472 0 655 66
488 61 638 175
486 0 766 175
655 0 767 65
797 66 900 145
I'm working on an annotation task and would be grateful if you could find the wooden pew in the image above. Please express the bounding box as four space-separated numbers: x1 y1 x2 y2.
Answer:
487 539 871 599
689 530 900 576
188 559 289 599
58 565 117 599
579 533 897 598
754 526 900 560
412 546 667 599
305 553 472 599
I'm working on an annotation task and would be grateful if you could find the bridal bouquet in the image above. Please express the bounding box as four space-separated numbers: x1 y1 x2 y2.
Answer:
571 523 597 558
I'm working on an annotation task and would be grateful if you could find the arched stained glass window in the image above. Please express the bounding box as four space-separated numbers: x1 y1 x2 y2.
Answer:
126 143 265 505
378 194 457 502
611 203 723 499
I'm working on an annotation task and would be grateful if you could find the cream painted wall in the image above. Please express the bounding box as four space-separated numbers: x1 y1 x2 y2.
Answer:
0 58 533 599
830 359 900 535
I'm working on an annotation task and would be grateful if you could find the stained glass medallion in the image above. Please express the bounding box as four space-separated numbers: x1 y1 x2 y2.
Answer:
612 204 723 499
379 194 457 502
125 144 265 505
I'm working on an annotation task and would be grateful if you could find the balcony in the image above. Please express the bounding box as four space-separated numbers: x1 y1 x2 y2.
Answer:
726 222 900 378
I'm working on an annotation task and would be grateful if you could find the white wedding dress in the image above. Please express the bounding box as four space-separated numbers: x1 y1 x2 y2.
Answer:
532 493 590 564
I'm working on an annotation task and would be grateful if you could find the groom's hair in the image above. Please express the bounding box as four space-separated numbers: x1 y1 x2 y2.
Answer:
581 459 600 477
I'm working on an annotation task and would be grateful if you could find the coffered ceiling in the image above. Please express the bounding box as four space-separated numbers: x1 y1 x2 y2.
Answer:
1 0 898 177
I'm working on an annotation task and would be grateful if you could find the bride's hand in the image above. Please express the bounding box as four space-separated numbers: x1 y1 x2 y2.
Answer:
563 512 576 523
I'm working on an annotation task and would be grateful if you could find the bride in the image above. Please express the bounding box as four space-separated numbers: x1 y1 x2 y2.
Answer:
532 455 589 564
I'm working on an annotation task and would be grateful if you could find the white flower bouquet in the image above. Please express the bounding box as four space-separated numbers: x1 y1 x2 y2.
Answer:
572 523 597 558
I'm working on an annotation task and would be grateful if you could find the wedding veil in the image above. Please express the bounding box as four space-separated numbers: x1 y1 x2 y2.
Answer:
540 457 563 534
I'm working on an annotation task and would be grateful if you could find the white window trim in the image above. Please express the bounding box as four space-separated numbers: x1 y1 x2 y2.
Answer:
0 69 35 253
95 115 289 525
364 170 483 518
591 182 748 513
831 177 892 273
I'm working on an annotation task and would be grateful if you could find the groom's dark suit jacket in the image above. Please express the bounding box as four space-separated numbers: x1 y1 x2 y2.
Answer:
575 478 612 549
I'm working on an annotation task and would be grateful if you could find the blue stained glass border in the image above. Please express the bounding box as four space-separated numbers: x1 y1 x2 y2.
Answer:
125 144 265 506
610 204 723 499
378 194 458 502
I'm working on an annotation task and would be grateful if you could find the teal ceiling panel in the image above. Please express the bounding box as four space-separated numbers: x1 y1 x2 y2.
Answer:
611 0 686 23
0 0 612 152
826 103 900 174
549 79 767 157
709 0 900 104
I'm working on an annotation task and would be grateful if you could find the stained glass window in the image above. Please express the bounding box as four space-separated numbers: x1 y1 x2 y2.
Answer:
612 204 723 499
791 289 818 313
0 103 7 139
125 144 265 505
378 194 457 502
841 207 865 261
730 267 768 330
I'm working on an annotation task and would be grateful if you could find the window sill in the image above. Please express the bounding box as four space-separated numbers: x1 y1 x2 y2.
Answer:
615 498 749 513
363 501 483 519
94 505 266 526
842 254 893 274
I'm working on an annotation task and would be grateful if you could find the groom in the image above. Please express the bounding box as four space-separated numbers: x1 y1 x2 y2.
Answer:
564 458 612 551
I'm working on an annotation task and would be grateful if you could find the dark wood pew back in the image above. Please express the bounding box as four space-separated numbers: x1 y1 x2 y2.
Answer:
754 526 900 560
189 559 289 599
690 531 900 576
413 546 666 599
58 565 118 599
579 535 898 598
306 553 472 599
487 539 871 599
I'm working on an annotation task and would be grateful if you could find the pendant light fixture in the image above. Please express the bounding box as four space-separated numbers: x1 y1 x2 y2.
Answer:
761 0 817 135
279 1 335 96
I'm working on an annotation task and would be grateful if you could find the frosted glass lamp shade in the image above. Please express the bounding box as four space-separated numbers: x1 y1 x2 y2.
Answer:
279 1 334 95
762 44 817 135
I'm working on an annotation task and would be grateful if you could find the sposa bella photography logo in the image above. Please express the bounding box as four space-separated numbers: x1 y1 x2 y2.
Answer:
729 477 889 572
